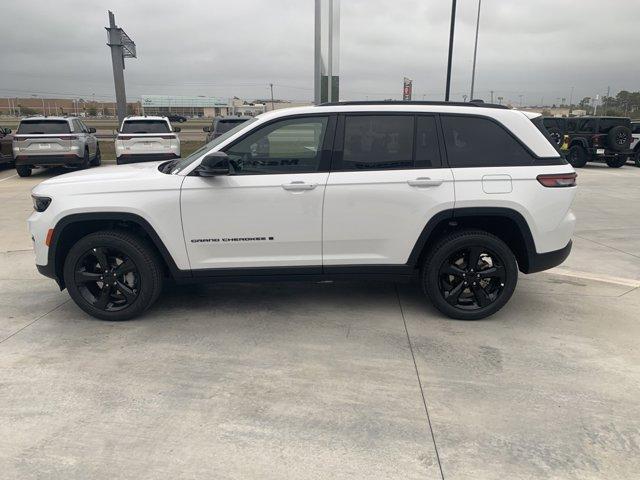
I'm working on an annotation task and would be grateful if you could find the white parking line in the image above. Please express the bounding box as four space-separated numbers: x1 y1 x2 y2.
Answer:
547 267 640 288
0 173 18 182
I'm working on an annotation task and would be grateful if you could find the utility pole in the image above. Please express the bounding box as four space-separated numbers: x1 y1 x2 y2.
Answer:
518 94 523 108
568 86 574 115
269 83 275 111
497 96 503 105
106 11 136 125
444 0 457 101
470 0 481 100
490 90 494 103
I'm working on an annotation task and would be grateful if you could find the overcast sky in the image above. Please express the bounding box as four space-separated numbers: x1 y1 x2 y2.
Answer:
0 0 638 106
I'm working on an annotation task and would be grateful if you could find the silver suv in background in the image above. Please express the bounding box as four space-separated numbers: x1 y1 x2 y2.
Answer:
12 117 100 177
203 116 249 143
115 116 180 164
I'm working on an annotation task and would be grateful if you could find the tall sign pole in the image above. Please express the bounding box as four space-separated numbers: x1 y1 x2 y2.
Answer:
314 0 340 104
445 0 457 101
105 11 136 125
469 0 481 100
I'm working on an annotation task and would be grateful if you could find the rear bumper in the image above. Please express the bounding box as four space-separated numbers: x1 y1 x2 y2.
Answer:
116 153 180 164
587 148 633 157
15 154 82 166
525 240 572 274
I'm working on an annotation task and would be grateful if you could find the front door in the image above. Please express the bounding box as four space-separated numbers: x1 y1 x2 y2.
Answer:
181 115 334 272
322 114 455 267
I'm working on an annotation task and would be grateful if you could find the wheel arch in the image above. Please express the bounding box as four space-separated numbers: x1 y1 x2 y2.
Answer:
408 207 538 274
569 138 589 149
48 212 188 289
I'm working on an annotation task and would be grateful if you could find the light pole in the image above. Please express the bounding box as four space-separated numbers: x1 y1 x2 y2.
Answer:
470 0 482 100
445 0 457 101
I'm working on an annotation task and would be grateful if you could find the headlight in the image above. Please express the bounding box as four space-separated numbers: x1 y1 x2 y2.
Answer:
32 195 52 212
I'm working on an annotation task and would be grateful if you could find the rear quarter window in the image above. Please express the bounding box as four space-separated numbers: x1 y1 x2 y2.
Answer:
441 115 534 167
121 120 170 134
17 120 70 135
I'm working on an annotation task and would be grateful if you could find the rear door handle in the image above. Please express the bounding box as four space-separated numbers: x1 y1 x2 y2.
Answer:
281 181 317 191
407 177 444 187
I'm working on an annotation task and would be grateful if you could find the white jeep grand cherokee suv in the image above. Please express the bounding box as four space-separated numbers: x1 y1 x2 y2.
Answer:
115 116 180 164
29 102 576 321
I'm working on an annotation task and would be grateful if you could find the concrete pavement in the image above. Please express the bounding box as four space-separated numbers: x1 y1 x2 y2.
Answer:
0 163 639 479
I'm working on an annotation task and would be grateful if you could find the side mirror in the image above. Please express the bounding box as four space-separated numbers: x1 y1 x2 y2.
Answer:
173 127 181 133
195 152 231 177
88 127 96 133
203 126 211 132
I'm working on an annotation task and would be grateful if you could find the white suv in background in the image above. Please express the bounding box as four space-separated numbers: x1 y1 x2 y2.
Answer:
115 116 180 164
29 101 577 321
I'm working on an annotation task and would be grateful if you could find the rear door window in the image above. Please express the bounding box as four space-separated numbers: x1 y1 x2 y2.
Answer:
340 115 414 170
441 115 534 167
217 119 248 133
121 120 170 134
17 120 70 135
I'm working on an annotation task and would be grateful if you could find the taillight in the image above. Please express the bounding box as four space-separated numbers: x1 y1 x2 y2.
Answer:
537 172 577 188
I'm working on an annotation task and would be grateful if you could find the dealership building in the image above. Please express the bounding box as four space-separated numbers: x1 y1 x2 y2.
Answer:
140 95 266 117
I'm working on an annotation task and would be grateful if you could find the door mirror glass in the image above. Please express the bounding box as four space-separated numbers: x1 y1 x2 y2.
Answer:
173 127 181 133
88 127 96 133
196 152 231 177
203 126 211 132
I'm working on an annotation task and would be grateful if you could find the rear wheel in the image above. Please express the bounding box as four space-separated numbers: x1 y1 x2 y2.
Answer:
16 165 32 177
634 150 640 168
567 145 588 168
63 230 163 321
605 156 627 168
90 144 101 166
421 230 518 320
79 148 90 169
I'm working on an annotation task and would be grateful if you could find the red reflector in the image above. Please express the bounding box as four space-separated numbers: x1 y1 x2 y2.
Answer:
537 172 577 188
45 229 54 246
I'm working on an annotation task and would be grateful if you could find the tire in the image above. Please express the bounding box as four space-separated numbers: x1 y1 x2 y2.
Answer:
421 230 518 320
634 150 640 168
90 144 101 166
79 148 90 169
605 156 627 168
16 164 32 177
607 126 632 152
567 145 588 168
63 230 163 321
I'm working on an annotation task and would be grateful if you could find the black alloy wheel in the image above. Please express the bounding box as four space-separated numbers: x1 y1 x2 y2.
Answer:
422 230 518 320
438 246 506 310
74 246 140 312
63 230 163 321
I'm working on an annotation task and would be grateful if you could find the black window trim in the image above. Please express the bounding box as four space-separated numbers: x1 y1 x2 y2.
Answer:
219 113 337 175
437 112 565 168
330 112 445 172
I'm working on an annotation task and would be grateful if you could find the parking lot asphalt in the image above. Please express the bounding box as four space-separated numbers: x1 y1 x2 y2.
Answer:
1 163 639 479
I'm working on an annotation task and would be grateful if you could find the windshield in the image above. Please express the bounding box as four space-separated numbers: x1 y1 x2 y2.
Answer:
121 120 170 134
17 120 70 135
169 117 259 174
217 119 248 133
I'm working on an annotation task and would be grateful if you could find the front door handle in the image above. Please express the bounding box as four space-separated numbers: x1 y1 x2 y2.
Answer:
281 181 317 191
407 177 444 187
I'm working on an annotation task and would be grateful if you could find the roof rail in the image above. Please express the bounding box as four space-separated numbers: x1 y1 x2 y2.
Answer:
319 100 510 109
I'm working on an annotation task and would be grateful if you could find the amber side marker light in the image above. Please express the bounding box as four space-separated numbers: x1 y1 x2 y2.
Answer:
45 229 54 247
537 172 577 188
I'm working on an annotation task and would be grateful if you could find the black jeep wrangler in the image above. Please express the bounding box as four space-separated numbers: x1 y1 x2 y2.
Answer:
543 116 633 168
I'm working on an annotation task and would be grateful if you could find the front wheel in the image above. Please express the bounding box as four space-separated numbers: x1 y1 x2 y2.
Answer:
634 150 640 168
79 148 90 169
421 230 518 320
605 156 627 168
63 230 163 321
16 164 32 177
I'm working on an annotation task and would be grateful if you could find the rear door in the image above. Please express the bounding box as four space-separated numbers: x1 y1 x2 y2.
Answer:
322 113 455 268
